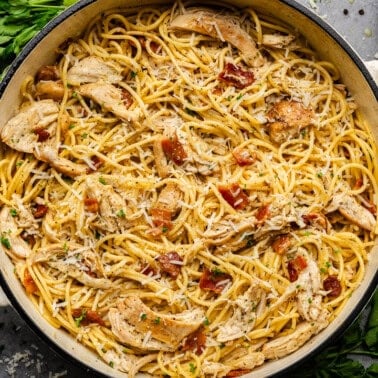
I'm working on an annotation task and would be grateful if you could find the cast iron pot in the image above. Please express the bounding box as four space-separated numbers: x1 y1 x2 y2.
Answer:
0 0 377 377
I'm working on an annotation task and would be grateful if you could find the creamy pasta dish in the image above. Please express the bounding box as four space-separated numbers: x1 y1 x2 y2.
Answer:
0 2 377 377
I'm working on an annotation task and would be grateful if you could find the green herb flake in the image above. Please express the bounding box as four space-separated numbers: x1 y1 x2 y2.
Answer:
203 317 210 326
162 226 168 233
154 317 161 325
140 313 147 321
10 209 17 217
130 71 137 78
16 161 24 167
0 236 11 250
109 361 114 368
317 172 323 178
99 177 107 185
189 363 196 373
116 209 126 218
63 242 69 253
68 124 75 129
81 133 88 139
74 310 86 327
236 93 243 100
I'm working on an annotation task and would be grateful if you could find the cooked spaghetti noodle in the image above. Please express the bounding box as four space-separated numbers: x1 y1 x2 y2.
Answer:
0 2 377 377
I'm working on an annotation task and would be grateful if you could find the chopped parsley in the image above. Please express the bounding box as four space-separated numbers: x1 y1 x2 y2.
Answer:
212 267 224 276
109 361 114 368
162 226 168 233
116 209 126 218
74 310 86 327
203 317 210 326
154 317 161 325
0 236 11 250
236 93 244 100
140 313 147 321
189 363 196 373
130 71 137 78
16 160 24 167
63 242 69 253
317 172 323 178
10 208 17 217
68 124 75 129
81 133 88 139
99 177 107 185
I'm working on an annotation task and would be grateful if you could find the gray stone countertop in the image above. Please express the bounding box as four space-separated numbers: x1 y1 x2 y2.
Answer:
0 0 377 377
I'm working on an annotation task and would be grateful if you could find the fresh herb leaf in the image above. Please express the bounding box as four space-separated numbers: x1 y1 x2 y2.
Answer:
116 209 125 218
99 176 106 185
74 310 86 327
189 363 196 373
140 313 147 321
0 236 11 249
10 208 17 217
154 317 161 325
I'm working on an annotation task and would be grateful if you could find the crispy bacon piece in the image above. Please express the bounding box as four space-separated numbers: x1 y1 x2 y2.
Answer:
287 255 307 282
363 199 377 215
218 183 249 210
36 65 60 81
121 89 133 108
218 63 255 89
151 208 173 231
226 370 252 377
21 232 36 247
23 268 38 294
72 308 105 327
256 204 270 223
140 264 157 277
232 148 255 166
34 127 50 142
157 251 183 279
199 268 232 294
323 275 342 297
272 234 292 255
86 156 104 173
84 197 99 213
353 178 363 189
33 204 48 218
182 326 206 355
302 213 328 230
161 134 187 166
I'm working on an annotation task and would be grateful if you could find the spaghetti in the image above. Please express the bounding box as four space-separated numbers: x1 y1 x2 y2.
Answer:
0 2 377 377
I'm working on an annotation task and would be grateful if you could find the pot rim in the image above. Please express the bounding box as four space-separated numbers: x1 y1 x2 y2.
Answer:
0 1 377 377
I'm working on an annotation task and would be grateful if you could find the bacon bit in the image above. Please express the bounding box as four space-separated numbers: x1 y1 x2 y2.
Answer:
23 268 38 294
151 208 173 231
84 197 99 213
218 63 255 89
302 213 328 230
161 134 187 166
323 275 342 297
34 127 50 142
182 327 206 355
226 369 252 377
218 183 249 210
86 156 104 173
140 264 157 277
36 65 60 81
232 148 255 166
157 252 183 279
21 232 36 247
212 87 223 95
288 255 307 282
72 308 105 327
353 178 363 189
121 89 133 108
272 234 292 255
199 268 232 294
33 204 48 218
256 204 270 223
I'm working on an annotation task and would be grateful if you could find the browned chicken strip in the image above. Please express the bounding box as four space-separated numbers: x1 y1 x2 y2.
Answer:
67 56 123 85
267 100 315 144
170 9 264 67
78 83 140 122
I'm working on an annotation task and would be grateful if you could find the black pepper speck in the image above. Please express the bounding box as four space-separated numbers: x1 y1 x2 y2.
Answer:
358 9 365 15
343 9 348 15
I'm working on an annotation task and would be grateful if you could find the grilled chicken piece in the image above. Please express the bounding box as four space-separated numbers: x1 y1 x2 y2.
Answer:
67 56 123 85
35 145 87 177
78 83 140 122
35 80 66 101
262 320 328 360
261 34 296 48
170 9 264 67
154 182 182 214
267 100 315 144
85 176 130 233
331 194 376 232
202 361 232 377
0 207 32 259
0 100 58 153
32 243 111 289
222 347 265 370
0 100 86 178
217 286 263 342
153 138 169 178
109 296 204 351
